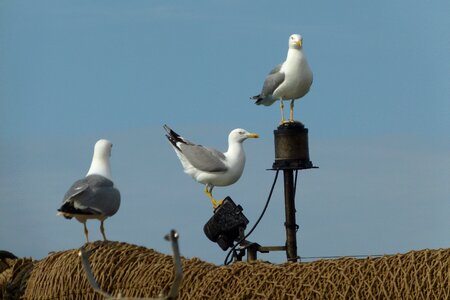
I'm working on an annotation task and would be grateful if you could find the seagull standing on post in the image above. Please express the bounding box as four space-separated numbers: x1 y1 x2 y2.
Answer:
57 139 120 243
252 34 313 124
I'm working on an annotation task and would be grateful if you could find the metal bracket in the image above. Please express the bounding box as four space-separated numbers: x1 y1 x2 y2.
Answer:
235 241 288 262
79 230 183 299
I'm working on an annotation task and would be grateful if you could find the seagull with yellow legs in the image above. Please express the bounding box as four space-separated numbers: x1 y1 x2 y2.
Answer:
57 139 120 243
252 34 313 124
164 125 258 209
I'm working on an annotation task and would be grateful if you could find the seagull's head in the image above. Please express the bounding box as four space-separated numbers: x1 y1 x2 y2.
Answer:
94 139 113 159
289 34 303 49
229 129 259 143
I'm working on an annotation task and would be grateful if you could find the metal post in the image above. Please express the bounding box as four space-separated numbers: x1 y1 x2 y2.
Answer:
247 246 258 262
272 122 316 263
283 169 298 262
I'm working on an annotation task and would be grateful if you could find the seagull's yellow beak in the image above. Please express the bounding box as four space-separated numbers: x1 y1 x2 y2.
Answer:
247 133 259 139
295 40 302 48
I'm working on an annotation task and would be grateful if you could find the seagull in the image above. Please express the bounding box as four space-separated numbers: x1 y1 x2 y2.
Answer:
57 139 120 243
252 33 313 124
164 125 259 209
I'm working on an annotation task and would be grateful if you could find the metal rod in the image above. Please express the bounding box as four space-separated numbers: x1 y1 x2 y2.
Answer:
79 246 112 298
247 247 258 262
258 246 286 253
283 169 298 262
165 230 182 300
79 230 183 299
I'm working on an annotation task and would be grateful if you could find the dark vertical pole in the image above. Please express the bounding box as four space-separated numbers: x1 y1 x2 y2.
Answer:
274 122 314 263
283 169 298 262
246 245 258 262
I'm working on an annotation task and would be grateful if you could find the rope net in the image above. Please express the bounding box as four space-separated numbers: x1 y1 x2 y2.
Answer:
1 256 34 299
1 241 449 299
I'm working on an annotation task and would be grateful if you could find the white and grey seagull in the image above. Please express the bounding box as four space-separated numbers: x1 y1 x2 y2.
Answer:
57 139 120 243
164 125 258 209
252 33 313 124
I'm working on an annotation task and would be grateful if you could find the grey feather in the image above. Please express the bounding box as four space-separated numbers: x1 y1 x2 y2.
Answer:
260 71 285 98
59 175 120 217
63 179 90 201
252 64 285 105
179 143 227 172
268 64 283 76
164 124 227 172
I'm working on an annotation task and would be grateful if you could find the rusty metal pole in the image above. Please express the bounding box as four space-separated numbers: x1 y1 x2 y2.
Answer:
273 122 316 263
283 169 298 262
246 244 258 262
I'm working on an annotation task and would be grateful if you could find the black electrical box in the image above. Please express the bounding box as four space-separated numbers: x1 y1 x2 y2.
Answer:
203 197 249 251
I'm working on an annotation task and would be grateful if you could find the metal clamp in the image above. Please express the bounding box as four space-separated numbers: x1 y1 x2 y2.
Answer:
79 230 183 299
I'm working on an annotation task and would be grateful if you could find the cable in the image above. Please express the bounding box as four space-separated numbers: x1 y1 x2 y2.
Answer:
223 170 280 265
222 166 391 264
301 254 387 261
293 169 299 232
293 169 298 197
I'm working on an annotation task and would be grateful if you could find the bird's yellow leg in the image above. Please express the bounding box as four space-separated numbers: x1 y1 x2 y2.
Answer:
212 199 223 209
83 222 89 243
289 99 295 122
204 186 211 198
204 186 223 209
280 98 286 124
100 220 107 241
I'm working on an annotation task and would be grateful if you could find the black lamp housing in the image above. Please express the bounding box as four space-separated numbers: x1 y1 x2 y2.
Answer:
203 197 249 251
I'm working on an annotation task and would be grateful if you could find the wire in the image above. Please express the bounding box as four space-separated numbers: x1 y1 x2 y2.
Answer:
301 254 387 261
293 169 298 198
293 169 299 232
223 170 280 265
222 169 390 264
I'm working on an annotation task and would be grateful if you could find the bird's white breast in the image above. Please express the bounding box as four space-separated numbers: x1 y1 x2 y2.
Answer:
273 49 312 100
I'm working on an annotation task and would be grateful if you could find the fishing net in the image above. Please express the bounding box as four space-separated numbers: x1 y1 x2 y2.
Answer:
0 256 34 299
1 241 447 299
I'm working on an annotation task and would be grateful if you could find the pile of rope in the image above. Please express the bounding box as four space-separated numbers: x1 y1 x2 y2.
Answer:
0 251 34 299
2 241 449 299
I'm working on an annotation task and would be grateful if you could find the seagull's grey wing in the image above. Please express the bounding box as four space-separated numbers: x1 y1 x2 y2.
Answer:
179 143 227 172
63 178 90 201
252 64 285 105
268 63 283 76
260 64 285 97
59 175 120 217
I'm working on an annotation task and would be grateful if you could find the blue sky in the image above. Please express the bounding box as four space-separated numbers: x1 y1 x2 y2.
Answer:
1 0 449 264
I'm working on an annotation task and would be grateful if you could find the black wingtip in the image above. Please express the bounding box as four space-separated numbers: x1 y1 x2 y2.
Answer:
251 94 264 104
163 124 180 138
163 125 183 151
165 134 180 151
57 204 93 218
163 124 171 133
